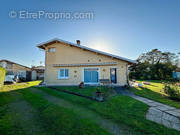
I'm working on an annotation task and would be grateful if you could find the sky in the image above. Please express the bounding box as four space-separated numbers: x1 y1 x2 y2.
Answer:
0 0 180 67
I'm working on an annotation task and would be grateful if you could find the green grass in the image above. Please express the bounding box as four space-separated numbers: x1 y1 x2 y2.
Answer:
0 81 43 135
0 94 26 135
38 87 180 135
0 82 180 135
0 108 26 135
54 86 114 97
0 81 41 106
130 80 180 108
0 83 111 135
0 81 41 92
20 89 111 135
0 91 22 106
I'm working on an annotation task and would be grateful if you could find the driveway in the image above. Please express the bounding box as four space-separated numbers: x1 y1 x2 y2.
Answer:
114 86 134 96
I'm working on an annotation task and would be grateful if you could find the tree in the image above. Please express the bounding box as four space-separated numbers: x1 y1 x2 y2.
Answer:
137 49 178 65
129 49 178 80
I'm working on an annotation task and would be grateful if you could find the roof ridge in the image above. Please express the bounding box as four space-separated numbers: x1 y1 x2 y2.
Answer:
0 59 31 69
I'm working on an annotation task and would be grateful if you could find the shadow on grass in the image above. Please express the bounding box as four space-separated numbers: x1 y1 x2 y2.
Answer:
149 84 158 87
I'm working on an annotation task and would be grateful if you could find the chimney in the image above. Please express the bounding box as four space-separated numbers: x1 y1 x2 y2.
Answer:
76 40 80 45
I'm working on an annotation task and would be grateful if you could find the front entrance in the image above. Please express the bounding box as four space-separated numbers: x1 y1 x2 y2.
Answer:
84 68 99 83
110 68 117 84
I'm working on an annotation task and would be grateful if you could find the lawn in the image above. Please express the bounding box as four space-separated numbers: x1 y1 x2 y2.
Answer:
0 82 180 135
0 82 111 135
37 87 180 135
130 80 180 108
0 80 41 92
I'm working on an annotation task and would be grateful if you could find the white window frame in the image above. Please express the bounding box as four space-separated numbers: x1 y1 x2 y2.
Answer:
58 68 69 79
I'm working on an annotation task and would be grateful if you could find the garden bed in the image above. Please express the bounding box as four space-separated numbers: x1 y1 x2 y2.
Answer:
53 86 115 100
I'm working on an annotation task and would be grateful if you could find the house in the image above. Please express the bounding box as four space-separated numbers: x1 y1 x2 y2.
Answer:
31 66 45 80
0 59 31 81
37 38 135 86
173 68 180 79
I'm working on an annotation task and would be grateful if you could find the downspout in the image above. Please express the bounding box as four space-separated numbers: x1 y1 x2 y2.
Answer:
126 63 129 86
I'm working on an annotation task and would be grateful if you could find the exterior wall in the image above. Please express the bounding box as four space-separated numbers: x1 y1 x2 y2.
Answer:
45 42 128 86
31 70 37 80
31 70 44 80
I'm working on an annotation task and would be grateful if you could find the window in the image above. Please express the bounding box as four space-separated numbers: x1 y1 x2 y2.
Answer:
58 69 69 79
48 48 56 52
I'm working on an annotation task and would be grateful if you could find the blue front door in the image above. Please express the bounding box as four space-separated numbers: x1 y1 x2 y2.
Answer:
84 68 98 83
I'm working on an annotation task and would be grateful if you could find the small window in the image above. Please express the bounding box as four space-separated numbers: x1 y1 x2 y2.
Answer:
58 69 69 79
48 48 56 52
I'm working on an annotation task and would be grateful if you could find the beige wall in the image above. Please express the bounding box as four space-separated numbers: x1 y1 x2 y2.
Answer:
45 42 128 86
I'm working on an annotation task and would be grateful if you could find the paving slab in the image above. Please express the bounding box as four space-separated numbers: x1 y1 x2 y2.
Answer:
162 119 173 128
166 110 180 118
155 105 176 111
115 87 180 131
172 123 180 131
145 101 160 107
162 112 180 123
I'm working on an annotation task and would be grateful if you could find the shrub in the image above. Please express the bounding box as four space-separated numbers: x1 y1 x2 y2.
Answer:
164 82 180 100
0 67 6 88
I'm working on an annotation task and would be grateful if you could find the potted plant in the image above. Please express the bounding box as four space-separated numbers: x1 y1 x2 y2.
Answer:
79 82 84 88
94 87 104 101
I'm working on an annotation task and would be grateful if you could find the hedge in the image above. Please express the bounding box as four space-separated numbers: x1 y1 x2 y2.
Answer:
0 67 6 88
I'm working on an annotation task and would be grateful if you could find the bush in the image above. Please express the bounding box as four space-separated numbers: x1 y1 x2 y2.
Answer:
164 82 180 100
0 67 6 88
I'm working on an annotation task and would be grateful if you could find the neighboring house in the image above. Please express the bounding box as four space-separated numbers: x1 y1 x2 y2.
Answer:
173 68 180 79
37 38 135 86
0 60 31 81
31 66 45 80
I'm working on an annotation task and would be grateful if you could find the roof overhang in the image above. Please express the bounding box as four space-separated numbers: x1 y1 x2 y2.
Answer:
0 59 31 69
37 38 136 64
53 62 117 67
